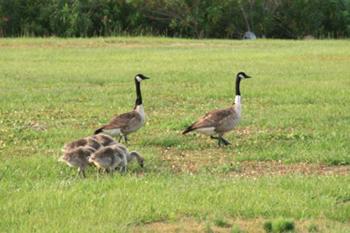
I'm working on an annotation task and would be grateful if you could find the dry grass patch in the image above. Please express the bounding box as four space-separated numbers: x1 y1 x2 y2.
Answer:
227 161 350 177
131 217 350 233
161 147 350 176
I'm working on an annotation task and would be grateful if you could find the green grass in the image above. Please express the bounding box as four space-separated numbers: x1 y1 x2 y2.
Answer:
0 37 349 232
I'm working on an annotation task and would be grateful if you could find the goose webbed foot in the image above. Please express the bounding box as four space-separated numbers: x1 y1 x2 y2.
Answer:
211 136 230 146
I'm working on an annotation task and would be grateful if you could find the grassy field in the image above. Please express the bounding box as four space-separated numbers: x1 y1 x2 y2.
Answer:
0 37 349 232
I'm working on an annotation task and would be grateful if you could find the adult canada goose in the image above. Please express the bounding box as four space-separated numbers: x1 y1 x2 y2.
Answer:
88 145 127 174
182 72 252 146
94 74 150 143
58 146 96 178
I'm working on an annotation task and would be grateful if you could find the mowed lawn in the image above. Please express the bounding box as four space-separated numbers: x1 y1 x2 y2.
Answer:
0 38 349 232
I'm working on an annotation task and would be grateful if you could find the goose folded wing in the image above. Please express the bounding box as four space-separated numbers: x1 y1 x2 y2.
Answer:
103 111 140 130
191 108 233 129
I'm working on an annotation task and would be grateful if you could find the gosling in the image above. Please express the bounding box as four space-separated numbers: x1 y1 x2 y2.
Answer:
88 145 127 174
109 143 144 168
58 146 95 178
63 137 102 152
92 133 118 147
126 151 144 168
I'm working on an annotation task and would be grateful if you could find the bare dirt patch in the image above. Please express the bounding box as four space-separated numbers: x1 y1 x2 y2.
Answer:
160 126 349 176
227 161 350 177
131 217 350 233
161 147 350 177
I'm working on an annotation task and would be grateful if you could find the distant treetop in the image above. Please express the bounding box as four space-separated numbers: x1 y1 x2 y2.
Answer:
1 0 350 38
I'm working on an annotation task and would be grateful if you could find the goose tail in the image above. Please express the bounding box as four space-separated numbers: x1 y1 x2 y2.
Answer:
94 127 104 135
182 125 194 135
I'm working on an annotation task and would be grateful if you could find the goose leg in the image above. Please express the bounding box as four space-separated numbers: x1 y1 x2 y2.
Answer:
78 168 86 178
119 166 127 174
118 136 123 142
220 137 231 146
210 136 222 146
124 135 128 144
109 168 114 176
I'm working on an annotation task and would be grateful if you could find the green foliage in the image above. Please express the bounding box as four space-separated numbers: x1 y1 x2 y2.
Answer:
214 217 231 228
264 219 295 233
264 221 273 232
1 0 350 38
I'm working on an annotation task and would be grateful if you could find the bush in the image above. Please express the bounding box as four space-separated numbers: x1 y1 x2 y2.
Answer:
1 0 350 38
214 217 231 228
263 218 295 233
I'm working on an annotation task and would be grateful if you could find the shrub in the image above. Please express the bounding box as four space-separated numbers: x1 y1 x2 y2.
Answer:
263 218 295 233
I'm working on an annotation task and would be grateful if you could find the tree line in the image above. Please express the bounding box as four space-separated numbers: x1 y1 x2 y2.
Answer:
1 0 350 38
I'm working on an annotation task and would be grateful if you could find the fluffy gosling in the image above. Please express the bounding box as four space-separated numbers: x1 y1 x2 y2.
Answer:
108 143 144 168
126 151 144 168
63 137 102 152
58 146 95 178
92 133 118 146
88 145 127 174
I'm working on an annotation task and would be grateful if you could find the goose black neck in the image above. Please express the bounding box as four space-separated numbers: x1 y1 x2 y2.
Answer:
135 80 142 107
235 76 241 96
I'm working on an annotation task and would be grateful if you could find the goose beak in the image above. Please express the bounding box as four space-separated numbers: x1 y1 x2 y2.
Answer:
143 76 150 80
245 75 252 79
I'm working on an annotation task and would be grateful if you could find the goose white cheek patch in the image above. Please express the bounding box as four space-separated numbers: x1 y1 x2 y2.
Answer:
136 76 142 82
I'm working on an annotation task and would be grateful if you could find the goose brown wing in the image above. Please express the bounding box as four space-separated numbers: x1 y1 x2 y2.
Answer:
188 108 234 130
103 111 141 130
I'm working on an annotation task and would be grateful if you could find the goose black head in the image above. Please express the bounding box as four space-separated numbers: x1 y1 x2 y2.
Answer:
237 72 252 80
135 74 150 82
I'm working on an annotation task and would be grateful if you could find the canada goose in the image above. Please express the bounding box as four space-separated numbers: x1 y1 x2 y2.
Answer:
63 137 102 152
88 145 127 174
94 74 150 143
58 146 96 178
182 72 252 146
